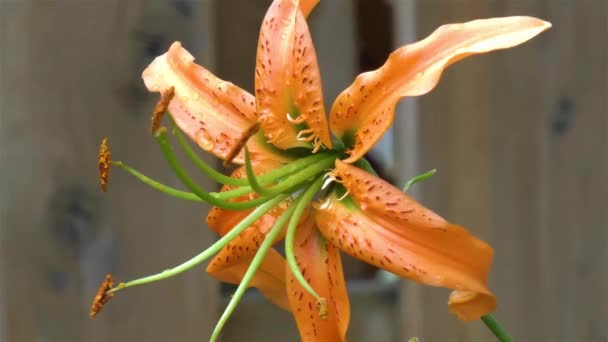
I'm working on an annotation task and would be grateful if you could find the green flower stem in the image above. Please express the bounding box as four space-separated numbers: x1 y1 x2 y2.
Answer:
285 176 325 301
220 154 335 201
114 161 202 202
402 169 437 192
106 194 287 295
210 197 298 342
481 314 512 342
155 128 272 210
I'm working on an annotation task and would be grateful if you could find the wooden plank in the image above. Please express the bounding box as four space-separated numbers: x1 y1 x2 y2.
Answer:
402 0 607 341
0 1 218 340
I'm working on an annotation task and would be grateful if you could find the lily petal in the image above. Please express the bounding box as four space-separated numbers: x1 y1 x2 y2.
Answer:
206 163 290 309
255 0 332 151
329 17 551 162
299 0 320 17
314 161 496 320
287 216 349 341
143 42 289 164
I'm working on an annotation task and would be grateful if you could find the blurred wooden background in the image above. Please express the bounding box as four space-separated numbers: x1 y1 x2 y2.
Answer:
0 0 605 341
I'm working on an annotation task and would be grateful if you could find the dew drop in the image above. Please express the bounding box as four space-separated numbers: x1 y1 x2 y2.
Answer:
196 129 215 151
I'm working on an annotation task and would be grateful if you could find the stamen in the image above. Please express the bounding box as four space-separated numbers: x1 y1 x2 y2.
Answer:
316 298 328 320
321 176 334 190
285 177 327 316
170 117 248 187
114 160 202 202
216 153 336 201
223 122 260 166
286 112 306 124
98 138 111 192
105 194 288 295
211 197 298 342
244 146 274 196
296 128 315 142
155 128 276 210
90 274 115 318
150 86 175 133
337 190 350 201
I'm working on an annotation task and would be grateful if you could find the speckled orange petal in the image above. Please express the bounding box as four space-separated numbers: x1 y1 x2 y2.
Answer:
143 42 288 164
207 248 290 311
299 0 320 17
287 216 349 341
255 0 332 151
314 161 496 320
329 17 551 162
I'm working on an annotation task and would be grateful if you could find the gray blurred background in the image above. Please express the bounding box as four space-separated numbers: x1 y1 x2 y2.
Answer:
0 0 606 341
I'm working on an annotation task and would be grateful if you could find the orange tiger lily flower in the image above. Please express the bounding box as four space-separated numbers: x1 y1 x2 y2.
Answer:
95 0 550 340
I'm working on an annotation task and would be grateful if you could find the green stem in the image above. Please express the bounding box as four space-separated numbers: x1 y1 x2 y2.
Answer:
244 145 275 196
114 161 202 202
210 196 298 342
402 169 437 192
217 155 335 201
481 314 512 342
172 115 330 187
285 176 324 301
171 123 244 187
155 128 272 210
107 194 287 294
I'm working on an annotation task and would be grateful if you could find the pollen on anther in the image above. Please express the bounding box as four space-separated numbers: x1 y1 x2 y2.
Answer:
90 274 115 318
98 138 111 192
150 86 175 133
316 298 328 320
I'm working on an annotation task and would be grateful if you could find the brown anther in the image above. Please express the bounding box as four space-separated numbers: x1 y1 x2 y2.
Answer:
90 274 115 318
151 86 175 133
223 122 260 166
316 297 328 320
98 138 111 192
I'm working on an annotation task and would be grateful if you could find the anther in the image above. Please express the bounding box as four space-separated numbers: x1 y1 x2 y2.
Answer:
98 137 112 192
316 298 328 320
223 123 260 167
90 274 115 318
151 86 175 133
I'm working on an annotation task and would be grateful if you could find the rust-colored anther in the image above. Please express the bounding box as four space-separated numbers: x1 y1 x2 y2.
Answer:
98 138 112 192
90 274 115 318
151 86 175 133
316 297 328 320
223 122 260 167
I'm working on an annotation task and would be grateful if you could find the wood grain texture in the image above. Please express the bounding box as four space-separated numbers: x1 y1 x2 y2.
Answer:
398 0 607 341
0 1 218 340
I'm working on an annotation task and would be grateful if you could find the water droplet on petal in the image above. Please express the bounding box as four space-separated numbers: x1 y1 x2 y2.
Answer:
196 129 215 151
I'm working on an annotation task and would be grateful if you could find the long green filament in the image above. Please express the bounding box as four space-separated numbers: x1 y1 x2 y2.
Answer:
244 146 274 196
220 155 335 201
481 314 512 342
172 125 245 186
171 115 330 187
107 194 288 295
114 160 202 202
155 128 273 210
210 199 298 342
285 176 325 301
